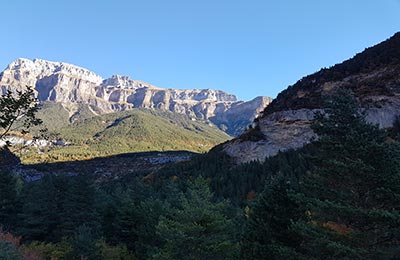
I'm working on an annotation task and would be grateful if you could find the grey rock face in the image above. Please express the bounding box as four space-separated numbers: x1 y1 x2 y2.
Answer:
210 96 273 136
0 58 271 136
363 96 400 128
221 33 400 164
222 109 319 163
223 97 400 164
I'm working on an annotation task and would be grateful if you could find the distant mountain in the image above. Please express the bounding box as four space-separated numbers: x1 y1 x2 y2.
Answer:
222 32 400 163
0 58 271 136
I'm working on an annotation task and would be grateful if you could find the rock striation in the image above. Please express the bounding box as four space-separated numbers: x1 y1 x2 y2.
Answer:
222 32 400 163
0 58 271 136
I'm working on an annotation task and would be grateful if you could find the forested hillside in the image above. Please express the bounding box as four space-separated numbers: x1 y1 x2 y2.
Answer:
1 90 399 259
13 102 231 164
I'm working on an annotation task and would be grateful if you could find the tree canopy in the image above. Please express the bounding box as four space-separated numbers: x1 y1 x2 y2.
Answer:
0 86 42 140
241 89 400 259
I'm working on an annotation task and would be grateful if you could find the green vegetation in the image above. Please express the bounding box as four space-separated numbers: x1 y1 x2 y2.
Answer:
0 174 239 259
0 86 42 139
152 178 238 260
19 102 231 163
1 89 400 259
241 89 400 259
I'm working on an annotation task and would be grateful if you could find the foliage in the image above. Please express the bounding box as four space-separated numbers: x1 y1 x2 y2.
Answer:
96 240 136 260
4 88 400 259
0 171 19 231
0 229 25 260
291 89 400 259
241 89 400 259
18 175 100 242
152 178 239 260
23 240 72 260
18 176 60 242
67 225 100 260
0 240 23 260
0 86 42 139
240 178 304 260
19 103 230 163
153 145 313 204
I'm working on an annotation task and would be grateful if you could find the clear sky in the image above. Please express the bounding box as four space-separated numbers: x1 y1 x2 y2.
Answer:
1 0 400 101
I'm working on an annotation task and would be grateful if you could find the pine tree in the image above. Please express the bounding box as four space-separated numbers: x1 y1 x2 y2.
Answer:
68 224 101 260
292 89 400 259
152 178 239 260
0 171 19 231
57 175 100 239
240 89 400 259
240 178 304 260
18 175 60 242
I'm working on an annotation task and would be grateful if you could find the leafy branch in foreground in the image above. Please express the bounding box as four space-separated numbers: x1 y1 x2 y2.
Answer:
0 86 43 140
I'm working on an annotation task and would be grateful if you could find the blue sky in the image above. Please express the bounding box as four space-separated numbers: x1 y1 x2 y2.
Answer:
1 1 400 101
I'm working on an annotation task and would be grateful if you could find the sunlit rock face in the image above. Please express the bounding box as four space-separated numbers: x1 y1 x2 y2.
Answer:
221 32 400 164
222 108 319 163
0 58 271 136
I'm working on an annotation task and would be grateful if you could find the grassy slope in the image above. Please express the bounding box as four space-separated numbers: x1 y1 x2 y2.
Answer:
21 102 231 163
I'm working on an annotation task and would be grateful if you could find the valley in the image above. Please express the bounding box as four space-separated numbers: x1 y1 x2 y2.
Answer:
1 32 400 260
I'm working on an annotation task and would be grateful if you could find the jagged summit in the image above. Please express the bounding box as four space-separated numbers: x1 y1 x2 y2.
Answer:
101 75 137 89
5 58 103 84
0 58 270 136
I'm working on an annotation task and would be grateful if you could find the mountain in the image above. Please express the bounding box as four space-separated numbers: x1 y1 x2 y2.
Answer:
16 102 231 164
0 58 271 136
222 32 400 163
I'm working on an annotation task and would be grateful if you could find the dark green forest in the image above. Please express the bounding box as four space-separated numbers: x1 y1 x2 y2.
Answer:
1 90 400 259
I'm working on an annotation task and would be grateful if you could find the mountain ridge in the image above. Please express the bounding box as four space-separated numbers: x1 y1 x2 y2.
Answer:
263 32 400 115
0 58 271 136
221 32 400 163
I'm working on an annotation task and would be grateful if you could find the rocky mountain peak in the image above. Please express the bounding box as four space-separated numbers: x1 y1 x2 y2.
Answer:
1 58 103 94
101 75 137 89
0 58 271 136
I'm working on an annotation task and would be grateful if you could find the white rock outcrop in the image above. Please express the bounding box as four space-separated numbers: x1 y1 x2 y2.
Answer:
0 58 271 136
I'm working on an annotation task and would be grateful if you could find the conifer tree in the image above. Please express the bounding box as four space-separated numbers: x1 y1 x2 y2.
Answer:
0 171 19 231
68 224 101 260
240 178 304 260
57 175 100 238
240 89 400 259
152 178 239 260
18 176 60 242
293 89 400 259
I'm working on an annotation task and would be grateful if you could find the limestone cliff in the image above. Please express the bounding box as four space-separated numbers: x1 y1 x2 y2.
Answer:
222 32 400 163
0 58 270 136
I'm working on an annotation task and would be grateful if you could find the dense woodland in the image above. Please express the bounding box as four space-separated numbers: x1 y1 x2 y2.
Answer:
1 89 400 259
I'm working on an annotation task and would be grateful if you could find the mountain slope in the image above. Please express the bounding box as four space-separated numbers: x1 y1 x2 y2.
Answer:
221 32 400 164
0 58 271 136
264 31 400 114
20 103 231 163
